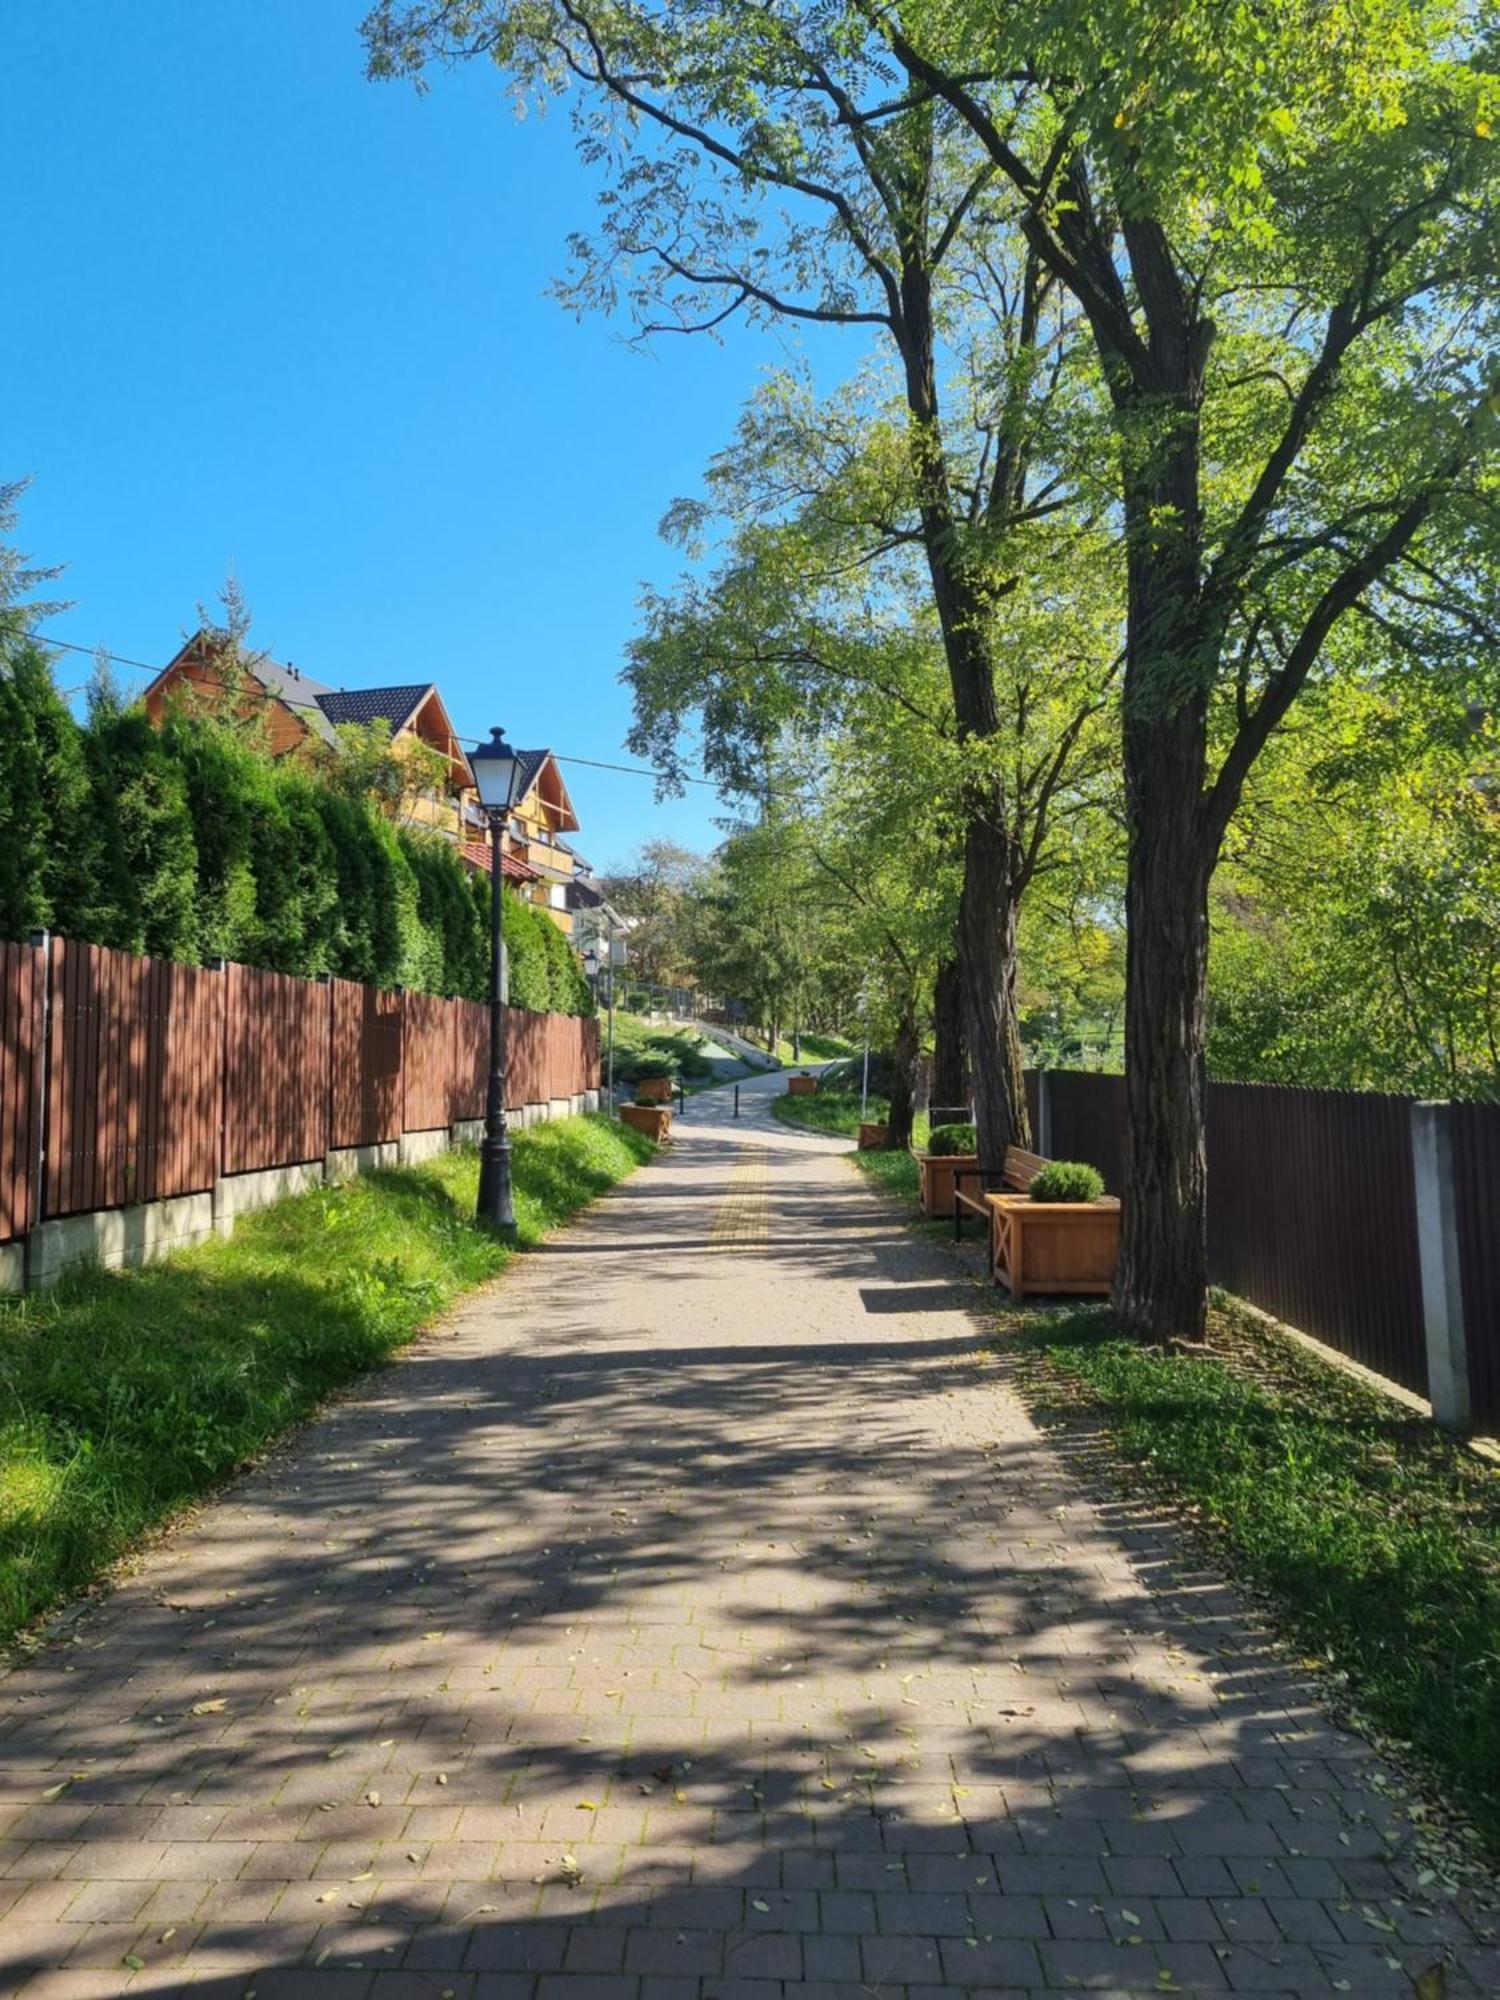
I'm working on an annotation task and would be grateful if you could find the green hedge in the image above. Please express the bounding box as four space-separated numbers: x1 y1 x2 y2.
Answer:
0 635 592 1013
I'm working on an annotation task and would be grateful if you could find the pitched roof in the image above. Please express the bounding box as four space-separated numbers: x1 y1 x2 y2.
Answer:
510 749 581 832
316 684 434 732
460 839 539 883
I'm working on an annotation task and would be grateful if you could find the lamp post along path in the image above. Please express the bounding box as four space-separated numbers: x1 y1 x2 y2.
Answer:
471 726 522 1239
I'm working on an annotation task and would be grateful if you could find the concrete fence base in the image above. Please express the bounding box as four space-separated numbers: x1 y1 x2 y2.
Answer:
325 1142 400 1184
26 1192 218 1290
6 1094 600 1295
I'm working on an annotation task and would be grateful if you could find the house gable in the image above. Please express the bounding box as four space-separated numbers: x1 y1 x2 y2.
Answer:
141 630 336 755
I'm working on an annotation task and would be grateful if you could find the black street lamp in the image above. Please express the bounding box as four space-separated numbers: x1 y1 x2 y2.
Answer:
469 725 524 1237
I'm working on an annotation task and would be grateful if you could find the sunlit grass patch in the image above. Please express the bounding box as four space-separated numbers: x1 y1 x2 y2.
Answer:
0 1115 652 1648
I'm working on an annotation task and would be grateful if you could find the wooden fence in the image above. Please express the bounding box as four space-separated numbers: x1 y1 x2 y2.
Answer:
0 935 600 1239
1032 1066 1500 1426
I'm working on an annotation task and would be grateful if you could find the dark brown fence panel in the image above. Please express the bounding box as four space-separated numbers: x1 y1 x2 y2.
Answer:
1206 1082 1427 1394
403 991 457 1132
580 1014 600 1096
0 940 44 1241
506 1007 545 1109
1022 1068 1040 1144
454 1000 488 1121
1451 1101 1500 1431
46 941 221 1216
223 964 331 1174
330 981 403 1149
1047 1069 1127 1192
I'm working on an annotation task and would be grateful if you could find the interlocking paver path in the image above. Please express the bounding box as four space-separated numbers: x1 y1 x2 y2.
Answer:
2 1070 1495 1998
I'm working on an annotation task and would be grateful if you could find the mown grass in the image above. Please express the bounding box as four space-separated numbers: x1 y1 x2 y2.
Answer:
1009 1302 1500 1853
772 1088 929 1163
775 1031 857 1062
0 1115 652 1649
771 1087 883 1137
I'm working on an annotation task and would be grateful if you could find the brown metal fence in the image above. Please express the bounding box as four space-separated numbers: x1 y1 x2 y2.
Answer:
1028 1068 1440 1399
402 992 458 1133
0 940 45 1240
0 937 602 1242
1046 1069 1127 1192
223 964 332 1175
1207 1083 1427 1395
46 940 222 1219
331 980 404 1150
1451 1102 1500 1430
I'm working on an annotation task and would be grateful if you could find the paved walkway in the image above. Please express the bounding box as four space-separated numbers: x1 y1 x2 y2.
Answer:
1 1073 1494 1998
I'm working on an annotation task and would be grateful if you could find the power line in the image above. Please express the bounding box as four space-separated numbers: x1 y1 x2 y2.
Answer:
35 629 725 791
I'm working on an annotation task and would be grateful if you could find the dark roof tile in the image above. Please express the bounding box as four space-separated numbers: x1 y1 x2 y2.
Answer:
316 684 434 731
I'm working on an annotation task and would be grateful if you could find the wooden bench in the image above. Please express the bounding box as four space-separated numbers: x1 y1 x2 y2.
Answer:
952 1146 1050 1262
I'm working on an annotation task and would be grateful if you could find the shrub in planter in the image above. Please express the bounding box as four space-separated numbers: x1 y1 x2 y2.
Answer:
918 1122 979 1216
1029 1160 1106 1204
633 1055 678 1080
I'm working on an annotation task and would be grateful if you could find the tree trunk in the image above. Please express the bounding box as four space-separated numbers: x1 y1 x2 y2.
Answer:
1113 733 1212 1341
893 230 1031 1180
886 1006 921 1151
959 811 1030 1173
931 956 969 1110
1112 413 1213 1341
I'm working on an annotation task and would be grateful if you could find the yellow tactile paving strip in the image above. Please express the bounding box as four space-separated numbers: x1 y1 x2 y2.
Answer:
708 1141 770 1250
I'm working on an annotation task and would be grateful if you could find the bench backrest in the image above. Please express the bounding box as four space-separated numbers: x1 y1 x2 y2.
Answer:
1002 1145 1050 1191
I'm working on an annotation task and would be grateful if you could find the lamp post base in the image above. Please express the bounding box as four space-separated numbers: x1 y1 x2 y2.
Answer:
477 1132 519 1239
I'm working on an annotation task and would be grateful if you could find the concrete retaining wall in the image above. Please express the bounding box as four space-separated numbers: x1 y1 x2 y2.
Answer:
213 1161 325 1236
26 1192 217 1290
398 1127 451 1166
325 1142 400 1184
7 1095 601 1293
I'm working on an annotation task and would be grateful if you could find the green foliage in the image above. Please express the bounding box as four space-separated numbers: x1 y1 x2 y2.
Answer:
771 1089 884 1139
1029 1160 1106 1204
0 635 591 1014
1018 1303 1500 1851
1209 674 1500 1099
0 1115 651 1647
632 1055 676 1081
400 830 487 997
927 1123 977 1157
851 1146 922 1207
0 635 93 941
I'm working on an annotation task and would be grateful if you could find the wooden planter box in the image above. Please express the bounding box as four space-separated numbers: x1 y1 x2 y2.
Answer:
988 1194 1120 1299
917 1151 979 1219
635 1076 674 1103
857 1122 890 1150
620 1103 672 1142
787 1074 819 1096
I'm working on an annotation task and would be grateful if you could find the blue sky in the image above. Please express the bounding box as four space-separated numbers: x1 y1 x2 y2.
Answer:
4 2 850 869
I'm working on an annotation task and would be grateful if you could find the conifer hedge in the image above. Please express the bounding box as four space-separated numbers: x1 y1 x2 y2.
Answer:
0 634 592 1014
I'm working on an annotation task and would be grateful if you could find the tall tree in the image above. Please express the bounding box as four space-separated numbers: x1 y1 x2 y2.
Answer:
364 0 1104 1172
860 0 1500 1333
600 839 710 988
627 367 1120 1151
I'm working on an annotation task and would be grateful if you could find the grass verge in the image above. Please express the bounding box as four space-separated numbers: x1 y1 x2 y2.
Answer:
774 1031 856 1062
771 1087 882 1137
0 1114 653 1651
1010 1301 1500 1854
773 1089 929 1168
